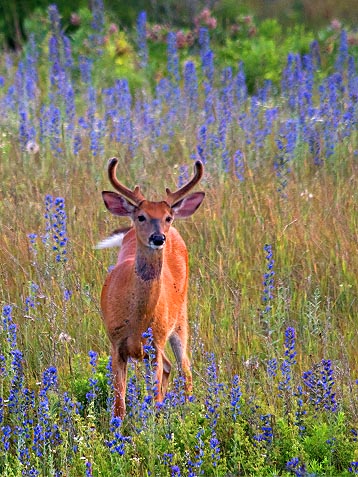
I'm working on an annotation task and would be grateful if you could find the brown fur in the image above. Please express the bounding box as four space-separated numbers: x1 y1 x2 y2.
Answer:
100 159 204 418
101 207 195 418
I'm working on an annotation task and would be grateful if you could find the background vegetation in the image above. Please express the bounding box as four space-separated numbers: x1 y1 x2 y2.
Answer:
1 1 358 476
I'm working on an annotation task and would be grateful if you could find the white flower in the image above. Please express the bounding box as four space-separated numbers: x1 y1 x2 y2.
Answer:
25 141 40 154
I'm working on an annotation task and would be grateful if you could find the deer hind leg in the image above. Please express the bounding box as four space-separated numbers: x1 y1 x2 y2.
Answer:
111 344 128 419
150 348 172 404
169 331 193 397
161 351 172 397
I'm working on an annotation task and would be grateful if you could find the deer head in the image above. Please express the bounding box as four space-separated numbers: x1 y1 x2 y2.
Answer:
102 158 205 250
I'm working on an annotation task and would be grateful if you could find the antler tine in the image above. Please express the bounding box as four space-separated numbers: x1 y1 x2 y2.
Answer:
166 160 204 205
108 157 145 205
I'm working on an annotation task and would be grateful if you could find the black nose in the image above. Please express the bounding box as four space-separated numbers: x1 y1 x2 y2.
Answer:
149 233 166 246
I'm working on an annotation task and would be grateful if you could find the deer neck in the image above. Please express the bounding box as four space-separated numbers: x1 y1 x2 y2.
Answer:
134 245 163 308
134 245 164 283
131 245 164 340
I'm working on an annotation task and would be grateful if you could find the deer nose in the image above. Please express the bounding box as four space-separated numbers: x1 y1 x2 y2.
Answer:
149 233 166 247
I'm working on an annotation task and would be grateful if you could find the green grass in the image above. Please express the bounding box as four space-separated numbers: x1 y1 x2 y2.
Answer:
1 7 358 475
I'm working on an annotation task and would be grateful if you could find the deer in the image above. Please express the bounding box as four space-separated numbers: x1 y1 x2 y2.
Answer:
99 157 205 418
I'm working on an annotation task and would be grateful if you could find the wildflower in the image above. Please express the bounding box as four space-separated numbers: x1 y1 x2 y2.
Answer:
253 414 273 444
284 327 297 364
281 53 302 111
0 356 5 376
43 366 58 392
309 40 321 69
274 119 298 194
235 61 247 103
300 189 314 200
65 82 76 138
60 391 78 432
58 332 72 343
63 288 72 301
202 50 214 85
85 461 93 477
307 120 322 165
1 425 11 451
86 350 99 403
91 0 104 33
286 457 306 476
294 385 306 433
233 149 244 181
349 462 358 474
198 28 210 56
26 140 40 154
25 282 40 312
28 233 38 249
230 374 242 421
279 360 293 397
48 104 62 155
70 12 81 26
302 359 337 413
267 358 278 378
331 18 342 31
195 10 217 30
108 23 118 35
335 30 348 73
136 329 159 423
126 372 141 420
2 305 17 349
197 124 207 164
188 428 205 476
205 352 222 427
261 244 275 315
18 96 31 149
167 32 180 83
32 367 60 457
79 56 93 86
184 61 198 112
136 11 148 68
44 196 68 263
176 165 189 189
171 465 181 476
105 356 114 411
89 0 105 53
106 415 131 455
210 430 221 468
48 4 61 32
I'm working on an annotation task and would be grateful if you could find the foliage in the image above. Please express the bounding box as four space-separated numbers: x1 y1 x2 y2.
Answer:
1 2 358 476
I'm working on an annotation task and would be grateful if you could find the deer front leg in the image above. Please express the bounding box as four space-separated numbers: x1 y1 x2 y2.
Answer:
111 344 128 419
154 348 165 403
169 332 192 397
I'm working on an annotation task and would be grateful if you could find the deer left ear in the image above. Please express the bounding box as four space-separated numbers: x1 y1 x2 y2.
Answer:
172 192 205 218
102 191 136 216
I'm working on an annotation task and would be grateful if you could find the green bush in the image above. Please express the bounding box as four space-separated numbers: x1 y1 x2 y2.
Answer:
219 18 315 91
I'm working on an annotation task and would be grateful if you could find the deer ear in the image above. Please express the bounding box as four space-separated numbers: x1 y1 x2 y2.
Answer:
102 191 136 216
172 192 205 218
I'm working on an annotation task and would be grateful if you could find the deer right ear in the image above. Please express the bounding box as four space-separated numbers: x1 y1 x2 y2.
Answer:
102 191 136 216
172 191 205 218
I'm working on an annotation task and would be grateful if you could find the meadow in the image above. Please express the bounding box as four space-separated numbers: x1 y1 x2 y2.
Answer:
1 3 358 476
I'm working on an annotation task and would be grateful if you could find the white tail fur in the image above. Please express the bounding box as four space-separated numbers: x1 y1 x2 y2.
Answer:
95 233 125 249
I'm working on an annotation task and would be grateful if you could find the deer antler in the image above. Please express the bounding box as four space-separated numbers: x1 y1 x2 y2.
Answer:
108 157 145 205
166 161 204 205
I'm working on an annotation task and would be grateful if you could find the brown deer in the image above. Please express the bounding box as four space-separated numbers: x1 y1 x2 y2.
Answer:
99 158 205 418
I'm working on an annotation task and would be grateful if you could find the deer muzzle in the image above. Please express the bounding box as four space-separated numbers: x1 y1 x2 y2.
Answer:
149 233 166 249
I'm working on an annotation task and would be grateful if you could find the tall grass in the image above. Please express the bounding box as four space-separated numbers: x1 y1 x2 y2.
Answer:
1 4 358 476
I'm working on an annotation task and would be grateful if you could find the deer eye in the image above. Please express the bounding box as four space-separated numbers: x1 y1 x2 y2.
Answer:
137 215 146 222
166 216 173 223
